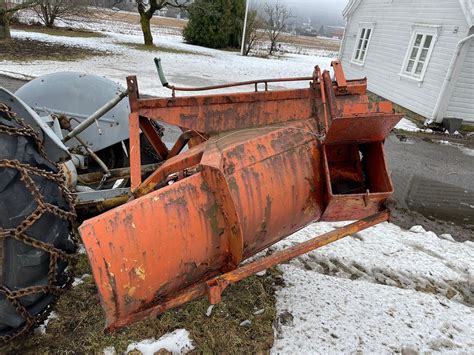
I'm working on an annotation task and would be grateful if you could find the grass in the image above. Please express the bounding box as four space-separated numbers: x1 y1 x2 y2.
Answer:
12 24 105 38
0 38 106 62
3 253 281 354
120 42 209 56
279 33 341 52
93 9 188 30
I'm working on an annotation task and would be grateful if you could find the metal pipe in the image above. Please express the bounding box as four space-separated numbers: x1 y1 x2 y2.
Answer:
241 0 250 56
63 90 128 143
431 34 474 123
74 135 110 176
154 57 313 93
78 162 163 185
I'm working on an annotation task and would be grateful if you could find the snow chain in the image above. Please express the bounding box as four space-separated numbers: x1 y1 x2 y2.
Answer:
0 103 78 344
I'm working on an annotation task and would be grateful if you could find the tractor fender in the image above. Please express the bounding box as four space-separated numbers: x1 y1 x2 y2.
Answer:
0 87 69 162
15 72 131 153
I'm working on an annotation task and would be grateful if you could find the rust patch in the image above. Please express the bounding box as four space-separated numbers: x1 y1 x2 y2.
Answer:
206 203 225 237
227 176 239 193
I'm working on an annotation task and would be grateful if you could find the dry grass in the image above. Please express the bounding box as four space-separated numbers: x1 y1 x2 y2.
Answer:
12 24 105 38
0 38 105 62
120 42 208 56
93 9 187 30
3 253 280 354
279 33 341 52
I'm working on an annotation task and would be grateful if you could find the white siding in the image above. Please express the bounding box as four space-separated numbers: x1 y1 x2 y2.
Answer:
340 0 470 119
445 41 474 122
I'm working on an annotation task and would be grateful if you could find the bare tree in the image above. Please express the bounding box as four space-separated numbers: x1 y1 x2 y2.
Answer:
0 0 38 41
136 0 189 46
263 1 291 56
33 0 88 28
243 7 263 56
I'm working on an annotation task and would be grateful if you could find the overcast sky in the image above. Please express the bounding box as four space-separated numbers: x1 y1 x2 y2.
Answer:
253 0 349 27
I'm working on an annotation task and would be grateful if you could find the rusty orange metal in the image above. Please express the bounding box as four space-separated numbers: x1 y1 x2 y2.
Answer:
79 60 402 331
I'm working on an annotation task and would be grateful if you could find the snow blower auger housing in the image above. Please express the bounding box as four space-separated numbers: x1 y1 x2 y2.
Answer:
79 60 402 331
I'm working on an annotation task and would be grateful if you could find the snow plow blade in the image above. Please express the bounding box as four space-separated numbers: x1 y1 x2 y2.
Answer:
79 61 401 331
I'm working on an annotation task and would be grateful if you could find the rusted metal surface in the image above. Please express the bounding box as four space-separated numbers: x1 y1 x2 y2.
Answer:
77 162 163 185
88 211 389 331
79 60 402 331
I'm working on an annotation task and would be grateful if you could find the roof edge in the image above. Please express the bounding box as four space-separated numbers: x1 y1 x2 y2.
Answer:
458 0 473 28
342 0 362 19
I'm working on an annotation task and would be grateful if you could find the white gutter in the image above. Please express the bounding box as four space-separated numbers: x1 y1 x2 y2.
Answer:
430 33 474 123
338 23 348 60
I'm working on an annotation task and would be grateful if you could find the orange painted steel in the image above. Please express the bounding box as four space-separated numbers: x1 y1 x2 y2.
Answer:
79 61 402 331
104 211 389 331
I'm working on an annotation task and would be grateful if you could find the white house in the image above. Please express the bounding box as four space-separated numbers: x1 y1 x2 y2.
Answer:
339 0 474 129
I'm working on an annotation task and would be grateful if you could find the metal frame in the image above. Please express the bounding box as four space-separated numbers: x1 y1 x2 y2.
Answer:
80 61 402 332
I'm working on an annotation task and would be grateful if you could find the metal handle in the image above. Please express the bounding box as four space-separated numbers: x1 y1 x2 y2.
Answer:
154 58 169 87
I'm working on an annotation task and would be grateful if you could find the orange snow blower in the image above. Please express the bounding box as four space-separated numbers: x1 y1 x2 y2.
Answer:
79 60 401 331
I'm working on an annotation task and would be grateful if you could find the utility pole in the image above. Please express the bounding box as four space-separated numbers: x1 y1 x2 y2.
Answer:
240 0 250 55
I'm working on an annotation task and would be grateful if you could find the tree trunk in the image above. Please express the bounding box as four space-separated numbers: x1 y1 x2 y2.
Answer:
140 13 153 46
0 11 11 42
269 41 275 56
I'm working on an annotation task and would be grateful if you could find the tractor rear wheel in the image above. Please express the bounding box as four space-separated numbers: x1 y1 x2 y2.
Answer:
0 104 77 343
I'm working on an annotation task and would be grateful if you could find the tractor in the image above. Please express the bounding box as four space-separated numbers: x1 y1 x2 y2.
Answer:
0 60 401 341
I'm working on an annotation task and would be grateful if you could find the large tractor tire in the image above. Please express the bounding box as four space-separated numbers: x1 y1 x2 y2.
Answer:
0 103 77 343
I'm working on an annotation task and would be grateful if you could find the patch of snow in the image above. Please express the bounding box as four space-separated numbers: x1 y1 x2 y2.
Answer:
0 70 35 81
272 267 474 354
72 273 91 287
2 11 336 98
103 346 116 355
439 234 455 242
72 277 84 287
409 225 426 233
438 140 474 157
256 270 267 276
395 118 422 132
253 308 265 315
126 329 194 355
240 319 252 327
459 147 474 157
35 311 58 335
205 305 214 317
270 221 474 353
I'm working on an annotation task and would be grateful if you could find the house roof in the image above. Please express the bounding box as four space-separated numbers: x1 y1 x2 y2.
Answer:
458 0 473 27
342 0 361 19
342 0 473 28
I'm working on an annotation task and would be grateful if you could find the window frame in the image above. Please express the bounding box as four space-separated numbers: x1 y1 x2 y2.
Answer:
351 22 375 66
399 24 441 83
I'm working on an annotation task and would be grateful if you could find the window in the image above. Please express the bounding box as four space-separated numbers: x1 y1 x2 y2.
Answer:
352 23 374 65
400 25 440 82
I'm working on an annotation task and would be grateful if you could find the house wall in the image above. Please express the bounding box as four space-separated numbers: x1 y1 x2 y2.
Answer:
445 41 474 122
340 0 470 120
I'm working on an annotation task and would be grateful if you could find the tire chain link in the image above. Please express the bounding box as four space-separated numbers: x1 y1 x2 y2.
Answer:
0 103 78 344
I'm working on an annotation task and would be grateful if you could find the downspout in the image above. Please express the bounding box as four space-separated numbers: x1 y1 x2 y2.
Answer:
338 23 349 60
430 32 474 124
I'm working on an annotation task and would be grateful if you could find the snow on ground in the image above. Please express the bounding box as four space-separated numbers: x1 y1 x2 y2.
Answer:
125 328 194 355
440 140 474 157
270 221 474 353
395 117 423 132
4 13 473 353
34 311 59 335
2 12 335 97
